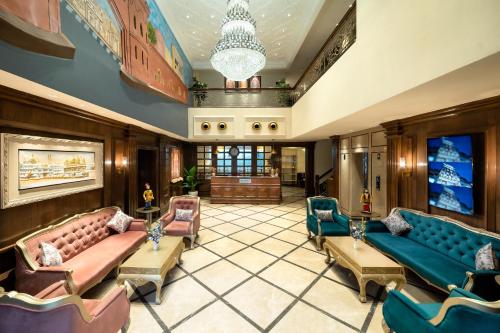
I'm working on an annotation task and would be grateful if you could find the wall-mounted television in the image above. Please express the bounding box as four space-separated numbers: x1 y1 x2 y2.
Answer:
427 135 474 216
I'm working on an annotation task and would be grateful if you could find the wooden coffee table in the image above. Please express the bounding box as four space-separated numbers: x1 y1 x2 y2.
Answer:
117 236 184 304
324 236 405 302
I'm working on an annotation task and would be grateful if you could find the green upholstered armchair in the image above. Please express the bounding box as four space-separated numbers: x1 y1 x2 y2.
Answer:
382 287 500 333
306 196 349 250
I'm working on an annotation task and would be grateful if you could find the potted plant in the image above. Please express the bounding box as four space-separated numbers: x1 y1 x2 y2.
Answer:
275 79 293 107
183 166 199 196
191 77 208 107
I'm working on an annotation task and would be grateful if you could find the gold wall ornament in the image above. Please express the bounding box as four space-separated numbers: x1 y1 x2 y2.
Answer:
218 122 227 130
201 122 211 130
268 122 278 130
252 122 262 130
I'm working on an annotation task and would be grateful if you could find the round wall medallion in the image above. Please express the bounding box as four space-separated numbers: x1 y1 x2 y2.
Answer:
218 122 227 130
229 146 240 157
269 122 278 130
201 122 211 130
252 122 262 130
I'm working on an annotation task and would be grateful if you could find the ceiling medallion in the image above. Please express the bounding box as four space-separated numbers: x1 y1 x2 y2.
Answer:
210 0 266 81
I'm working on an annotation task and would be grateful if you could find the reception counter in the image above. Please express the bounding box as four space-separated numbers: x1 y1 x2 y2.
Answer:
210 176 281 204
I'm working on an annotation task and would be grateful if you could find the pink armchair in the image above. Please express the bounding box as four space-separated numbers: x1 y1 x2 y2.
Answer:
0 281 130 333
160 195 200 249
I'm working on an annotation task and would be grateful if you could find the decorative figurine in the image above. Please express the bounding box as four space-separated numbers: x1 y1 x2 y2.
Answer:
143 182 154 210
360 188 372 213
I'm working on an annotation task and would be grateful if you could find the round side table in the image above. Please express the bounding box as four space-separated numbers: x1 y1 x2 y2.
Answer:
136 206 160 229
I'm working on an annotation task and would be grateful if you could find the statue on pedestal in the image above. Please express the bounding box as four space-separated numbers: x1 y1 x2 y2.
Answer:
143 182 154 209
360 188 372 213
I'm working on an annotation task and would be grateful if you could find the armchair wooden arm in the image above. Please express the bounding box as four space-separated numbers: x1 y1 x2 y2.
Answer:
428 297 500 326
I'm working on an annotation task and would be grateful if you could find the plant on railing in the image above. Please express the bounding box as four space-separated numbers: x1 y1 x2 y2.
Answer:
191 77 208 107
147 22 157 44
275 79 293 107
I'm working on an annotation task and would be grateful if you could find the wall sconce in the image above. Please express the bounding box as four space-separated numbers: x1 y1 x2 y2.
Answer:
116 157 128 175
399 157 412 176
400 137 413 177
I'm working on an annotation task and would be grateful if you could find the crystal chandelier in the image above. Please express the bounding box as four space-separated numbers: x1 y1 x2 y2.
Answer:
210 0 266 81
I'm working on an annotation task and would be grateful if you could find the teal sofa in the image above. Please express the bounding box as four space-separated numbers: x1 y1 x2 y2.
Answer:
383 287 500 333
306 196 349 250
366 208 500 301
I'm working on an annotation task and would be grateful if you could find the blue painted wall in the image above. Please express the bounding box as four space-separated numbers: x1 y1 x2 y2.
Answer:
0 2 188 137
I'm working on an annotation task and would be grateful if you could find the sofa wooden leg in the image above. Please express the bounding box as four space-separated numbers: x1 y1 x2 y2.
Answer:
190 235 195 249
316 236 322 251
307 229 312 239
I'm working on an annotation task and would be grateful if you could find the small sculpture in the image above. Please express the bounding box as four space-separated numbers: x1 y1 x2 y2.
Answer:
143 182 154 210
360 188 372 213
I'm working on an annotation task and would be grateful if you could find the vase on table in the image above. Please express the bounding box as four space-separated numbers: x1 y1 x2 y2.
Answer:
353 238 359 250
153 240 159 251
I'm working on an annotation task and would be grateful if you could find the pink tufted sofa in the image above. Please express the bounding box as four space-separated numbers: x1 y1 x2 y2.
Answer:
160 195 200 249
15 207 147 296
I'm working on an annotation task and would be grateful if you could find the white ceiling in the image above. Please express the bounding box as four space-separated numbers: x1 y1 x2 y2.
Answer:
157 0 325 70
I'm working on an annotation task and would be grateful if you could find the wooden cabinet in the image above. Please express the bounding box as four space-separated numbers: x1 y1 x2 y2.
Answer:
211 176 281 204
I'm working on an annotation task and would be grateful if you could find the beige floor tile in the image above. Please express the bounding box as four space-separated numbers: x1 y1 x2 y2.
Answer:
274 206 298 212
204 237 247 257
248 212 275 222
172 301 259 333
201 216 226 228
283 247 326 273
270 301 356 333
233 204 254 208
267 217 299 228
227 247 276 273
285 201 306 208
202 208 225 217
273 229 308 246
193 260 251 295
218 206 241 212
233 208 257 217
293 208 307 215
303 277 373 329
128 302 164 333
253 238 296 257
281 213 305 222
259 260 317 296
250 223 283 236
216 212 242 222
207 203 225 208
302 238 322 251
180 246 221 273
324 265 360 289
260 204 280 208
264 209 288 217
224 277 294 329
230 217 263 228
210 222 244 236
145 277 216 327
367 302 385 333
246 206 269 212
289 222 309 235
196 228 224 244
229 229 268 245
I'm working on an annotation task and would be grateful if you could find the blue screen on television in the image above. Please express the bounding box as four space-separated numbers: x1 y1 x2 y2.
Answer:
427 135 474 215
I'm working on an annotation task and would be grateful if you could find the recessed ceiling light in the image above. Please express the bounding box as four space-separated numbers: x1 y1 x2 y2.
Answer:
349 4 353 7
214 30 218 34
186 14 190 19
192 31 196 34
274 53 278 56
197 42 201 46
201 53 205 57
277 42 281 46
210 14 215 19
287 13 291 17
282 28 285 33
261 13 265 18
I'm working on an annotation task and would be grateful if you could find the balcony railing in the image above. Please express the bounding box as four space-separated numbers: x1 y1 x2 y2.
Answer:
190 3 356 108
190 88 294 108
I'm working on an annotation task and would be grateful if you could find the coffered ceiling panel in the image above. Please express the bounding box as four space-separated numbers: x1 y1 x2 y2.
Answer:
157 0 325 69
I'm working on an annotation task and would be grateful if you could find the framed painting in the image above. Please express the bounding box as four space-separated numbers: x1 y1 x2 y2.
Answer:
1 134 104 209
238 79 249 89
249 75 261 89
224 77 237 90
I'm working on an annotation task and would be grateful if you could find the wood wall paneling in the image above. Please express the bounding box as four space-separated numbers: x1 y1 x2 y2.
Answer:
382 95 500 232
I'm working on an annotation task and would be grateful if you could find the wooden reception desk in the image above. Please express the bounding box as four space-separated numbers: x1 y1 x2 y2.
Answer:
210 176 281 204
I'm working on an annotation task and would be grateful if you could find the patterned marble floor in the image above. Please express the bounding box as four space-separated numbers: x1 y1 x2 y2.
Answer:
88 188 443 333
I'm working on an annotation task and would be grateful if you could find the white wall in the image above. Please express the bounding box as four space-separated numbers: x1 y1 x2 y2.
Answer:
188 107 291 141
291 0 500 138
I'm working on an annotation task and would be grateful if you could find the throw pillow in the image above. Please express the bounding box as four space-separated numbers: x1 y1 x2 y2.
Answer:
381 210 413 235
40 242 63 266
107 209 134 233
175 209 193 222
475 243 498 270
315 209 334 221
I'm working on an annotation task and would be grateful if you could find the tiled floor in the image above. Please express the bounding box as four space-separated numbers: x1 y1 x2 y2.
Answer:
88 186 444 333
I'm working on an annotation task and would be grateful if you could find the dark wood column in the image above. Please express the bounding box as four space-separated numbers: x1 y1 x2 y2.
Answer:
126 126 138 216
383 121 403 214
305 142 316 197
330 135 340 199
